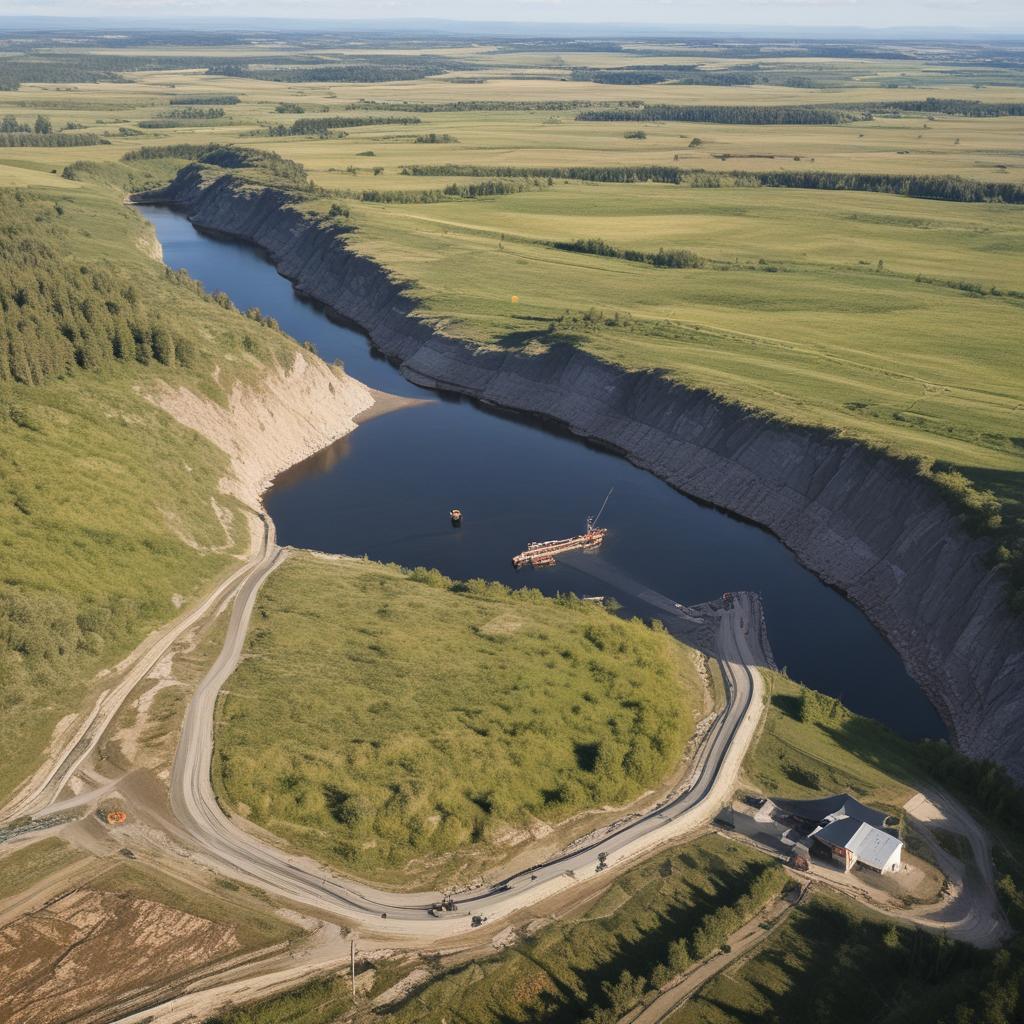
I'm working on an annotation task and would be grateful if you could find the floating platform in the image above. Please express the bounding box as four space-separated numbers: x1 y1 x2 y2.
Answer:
512 527 607 569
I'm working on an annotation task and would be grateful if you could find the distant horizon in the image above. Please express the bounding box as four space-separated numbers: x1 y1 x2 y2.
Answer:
1 14 1023 39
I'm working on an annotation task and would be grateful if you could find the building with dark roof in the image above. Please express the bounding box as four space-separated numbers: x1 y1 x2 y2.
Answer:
771 793 902 874
771 793 893 831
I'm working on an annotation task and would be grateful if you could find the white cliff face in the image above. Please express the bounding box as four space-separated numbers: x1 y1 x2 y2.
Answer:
147 347 374 508
155 169 1024 780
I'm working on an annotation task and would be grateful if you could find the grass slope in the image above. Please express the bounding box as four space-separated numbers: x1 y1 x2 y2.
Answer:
0 177 308 803
214 553 698 885
667 889 994 1024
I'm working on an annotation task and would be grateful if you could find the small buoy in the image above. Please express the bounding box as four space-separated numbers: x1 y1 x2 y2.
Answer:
450 508 462 526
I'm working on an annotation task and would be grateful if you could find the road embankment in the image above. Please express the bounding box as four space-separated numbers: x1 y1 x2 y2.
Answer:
148 165 1024 781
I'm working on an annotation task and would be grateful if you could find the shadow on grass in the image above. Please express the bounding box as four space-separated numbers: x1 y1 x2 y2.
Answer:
389 844 775 1024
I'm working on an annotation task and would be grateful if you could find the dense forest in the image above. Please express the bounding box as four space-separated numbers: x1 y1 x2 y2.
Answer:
265 115 420 136
402 163 1024 203
576 104 860 124
0 52 210 90
0 192 195 384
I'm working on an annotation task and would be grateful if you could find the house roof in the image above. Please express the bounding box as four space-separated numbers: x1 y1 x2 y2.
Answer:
771 793 892 831
811 818 903 871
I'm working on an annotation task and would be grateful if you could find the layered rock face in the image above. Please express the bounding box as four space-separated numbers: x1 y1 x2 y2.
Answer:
152 168 1024 779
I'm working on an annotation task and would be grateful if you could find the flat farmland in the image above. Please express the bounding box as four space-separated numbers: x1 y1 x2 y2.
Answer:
2 40 1021 593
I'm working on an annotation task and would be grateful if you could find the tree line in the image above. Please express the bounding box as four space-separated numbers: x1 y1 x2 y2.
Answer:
570 67 760 86
402 163 1024 203
860 98 1024 117
0 193 194 385
0 113 107 146
583 863 789 1024
552 237 705 268
265 115 420 136
576 104 860 124
169 94 239 105
353 99 629 112
207 58 468 83
161 106 225 120
357 178 549 203
0 131 108 148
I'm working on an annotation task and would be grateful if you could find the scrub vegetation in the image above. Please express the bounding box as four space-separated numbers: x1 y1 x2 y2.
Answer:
214 553 697 885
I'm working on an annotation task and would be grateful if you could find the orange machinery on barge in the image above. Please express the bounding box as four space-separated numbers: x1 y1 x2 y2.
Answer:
512 524 607 569
512 489 613 569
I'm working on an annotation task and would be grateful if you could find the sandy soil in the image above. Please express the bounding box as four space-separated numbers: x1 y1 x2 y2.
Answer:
0 889 240 1024
147 349 374 507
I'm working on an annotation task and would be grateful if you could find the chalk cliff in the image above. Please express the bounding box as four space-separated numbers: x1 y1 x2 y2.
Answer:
150 167 1024 779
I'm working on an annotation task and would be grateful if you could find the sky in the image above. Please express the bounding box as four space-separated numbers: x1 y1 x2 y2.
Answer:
0 1 1021 34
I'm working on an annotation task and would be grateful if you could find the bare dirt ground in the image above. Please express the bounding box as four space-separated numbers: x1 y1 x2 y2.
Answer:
0 888 241 1024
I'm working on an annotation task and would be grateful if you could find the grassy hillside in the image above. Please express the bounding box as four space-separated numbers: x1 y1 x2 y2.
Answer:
213 553 699 886
0 176 309 803
2 42 1022 600
667 888 1014 1024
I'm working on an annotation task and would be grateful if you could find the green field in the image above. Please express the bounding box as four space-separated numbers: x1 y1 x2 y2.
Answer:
214 553 698 886
3 36 1019 601
743 671 919 814
0 837 85 900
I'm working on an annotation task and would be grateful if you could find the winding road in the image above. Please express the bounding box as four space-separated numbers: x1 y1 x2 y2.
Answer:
169 555 766 935
0 516 273 827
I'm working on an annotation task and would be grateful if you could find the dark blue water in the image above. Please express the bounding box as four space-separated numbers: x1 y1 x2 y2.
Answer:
143 205 945 740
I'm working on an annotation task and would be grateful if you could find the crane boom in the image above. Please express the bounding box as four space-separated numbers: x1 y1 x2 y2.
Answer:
591 487 614 529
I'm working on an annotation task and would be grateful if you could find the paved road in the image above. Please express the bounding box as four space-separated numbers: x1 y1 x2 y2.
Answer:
169 565 766 934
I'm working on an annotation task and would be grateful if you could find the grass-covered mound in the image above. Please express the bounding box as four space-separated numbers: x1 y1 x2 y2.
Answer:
214 553 698 884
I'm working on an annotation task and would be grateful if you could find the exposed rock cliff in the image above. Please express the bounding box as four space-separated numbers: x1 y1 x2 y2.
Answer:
150 167 1024 779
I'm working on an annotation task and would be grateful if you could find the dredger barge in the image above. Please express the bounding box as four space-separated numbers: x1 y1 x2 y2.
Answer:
512 526 608 568
512 489 613 569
